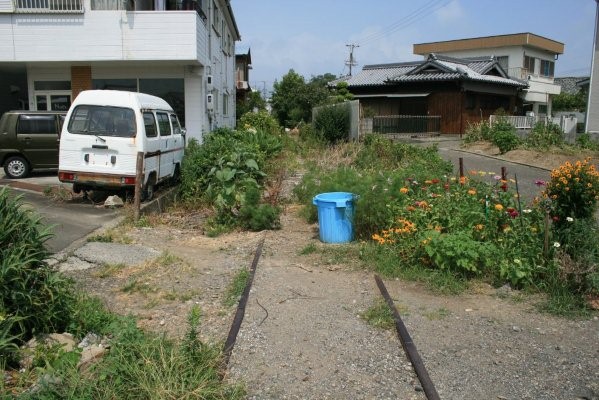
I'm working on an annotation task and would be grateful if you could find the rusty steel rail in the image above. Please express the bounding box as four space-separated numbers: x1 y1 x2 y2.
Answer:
222 236 265 368
374 274 441 400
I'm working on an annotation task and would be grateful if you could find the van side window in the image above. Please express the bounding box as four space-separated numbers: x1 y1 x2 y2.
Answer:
17 115 57 134
143 112 157 138
169 114 181 135
156 112 171 136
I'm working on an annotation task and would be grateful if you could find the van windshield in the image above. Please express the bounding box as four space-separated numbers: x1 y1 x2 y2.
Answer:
68 105 136 138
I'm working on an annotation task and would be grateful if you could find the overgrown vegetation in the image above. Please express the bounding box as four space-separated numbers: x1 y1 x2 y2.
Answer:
2 190 241 397
1 188 75 365
179 117 284 233
313 103 351 143
294 134 599 314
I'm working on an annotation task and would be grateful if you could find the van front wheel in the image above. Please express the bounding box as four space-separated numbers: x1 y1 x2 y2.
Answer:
4 156 30 179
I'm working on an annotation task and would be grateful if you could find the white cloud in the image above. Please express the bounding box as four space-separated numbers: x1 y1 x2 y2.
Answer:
435 0 464 23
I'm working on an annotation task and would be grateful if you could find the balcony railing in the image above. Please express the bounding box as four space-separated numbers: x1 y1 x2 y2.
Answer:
506 67 554 81
14 0 83 13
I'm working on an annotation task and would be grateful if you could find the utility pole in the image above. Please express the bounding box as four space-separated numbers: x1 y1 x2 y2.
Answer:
345 43 359 76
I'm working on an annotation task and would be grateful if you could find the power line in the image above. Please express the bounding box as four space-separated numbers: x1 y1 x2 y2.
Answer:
357 0 452 46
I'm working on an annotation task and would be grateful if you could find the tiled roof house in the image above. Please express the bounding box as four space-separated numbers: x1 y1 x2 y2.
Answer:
337 54 527 134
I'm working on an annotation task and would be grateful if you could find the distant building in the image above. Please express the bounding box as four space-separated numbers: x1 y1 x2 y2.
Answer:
0 0 241 142
338 54 527 134
235 49 252 104
414 33 563 117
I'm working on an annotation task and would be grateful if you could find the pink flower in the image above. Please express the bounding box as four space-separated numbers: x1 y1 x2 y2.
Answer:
534 180 546 186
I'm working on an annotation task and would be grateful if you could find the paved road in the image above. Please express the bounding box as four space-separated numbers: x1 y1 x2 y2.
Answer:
1 171 120 253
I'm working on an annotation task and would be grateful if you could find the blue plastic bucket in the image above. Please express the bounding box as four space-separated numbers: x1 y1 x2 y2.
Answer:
312 192 355 243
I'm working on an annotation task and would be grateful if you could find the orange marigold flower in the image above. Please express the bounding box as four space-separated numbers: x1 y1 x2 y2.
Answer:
400 187 409 194
406 205 415 211
494 204 504 211
459 176 467 185
474 224 484 231
467 189 477 195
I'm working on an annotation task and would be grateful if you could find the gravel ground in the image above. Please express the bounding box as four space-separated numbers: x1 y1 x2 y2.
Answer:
56 142 599 400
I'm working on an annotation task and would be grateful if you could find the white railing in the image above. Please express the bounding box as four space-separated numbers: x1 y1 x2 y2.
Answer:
14 0 83 13
489 115 576 135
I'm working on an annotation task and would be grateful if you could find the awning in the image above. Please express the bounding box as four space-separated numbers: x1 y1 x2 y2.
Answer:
354 93 430 98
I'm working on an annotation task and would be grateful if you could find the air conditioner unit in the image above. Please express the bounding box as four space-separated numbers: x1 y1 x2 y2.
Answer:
206 93 214 112
206 75 213 92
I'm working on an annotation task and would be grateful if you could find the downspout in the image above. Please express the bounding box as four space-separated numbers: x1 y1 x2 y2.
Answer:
585 0 599 131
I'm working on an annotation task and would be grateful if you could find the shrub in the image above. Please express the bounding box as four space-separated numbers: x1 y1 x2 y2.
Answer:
553 218 599 294
0 188 75 363
238 185 281 231
464 121 492 143
544 158 599 223
490 118 520 154
239 110 281 136
180 127 283 232
313 103 350 143
576 133 599 150
525 121 564 149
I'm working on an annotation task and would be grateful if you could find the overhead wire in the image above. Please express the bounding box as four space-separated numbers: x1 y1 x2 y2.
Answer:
357 0 452 46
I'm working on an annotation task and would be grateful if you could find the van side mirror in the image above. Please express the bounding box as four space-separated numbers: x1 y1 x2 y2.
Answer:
180 128 186 144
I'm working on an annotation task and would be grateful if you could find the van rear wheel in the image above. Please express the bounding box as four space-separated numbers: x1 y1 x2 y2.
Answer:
141 179 155 202
4 156 29 179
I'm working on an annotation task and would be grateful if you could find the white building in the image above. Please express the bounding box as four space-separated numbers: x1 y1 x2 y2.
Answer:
414 33 564 117
0 0 240 142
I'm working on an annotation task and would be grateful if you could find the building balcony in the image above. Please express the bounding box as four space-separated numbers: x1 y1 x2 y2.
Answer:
0 4 209 64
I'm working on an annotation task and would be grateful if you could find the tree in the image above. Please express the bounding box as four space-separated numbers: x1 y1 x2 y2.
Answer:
236 90 267 120
271 70 339 128
552 91 586 112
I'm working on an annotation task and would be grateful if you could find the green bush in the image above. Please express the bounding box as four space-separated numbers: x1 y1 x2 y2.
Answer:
180 127 283 232
0 188 75 364
239 110 281 136
464 121 492 143
576 133 599 150
238 185 281 231
525 121 564 149
313 103 350 143
490 118 520 154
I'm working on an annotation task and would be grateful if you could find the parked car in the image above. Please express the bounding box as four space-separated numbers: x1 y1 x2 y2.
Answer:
58 90 185 200
0 110 65 178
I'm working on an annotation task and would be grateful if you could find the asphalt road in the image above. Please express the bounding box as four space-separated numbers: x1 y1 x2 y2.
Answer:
1 171 120 253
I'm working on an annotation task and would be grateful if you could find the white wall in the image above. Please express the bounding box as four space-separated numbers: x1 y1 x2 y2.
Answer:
0 0 13 13
0 11 202 62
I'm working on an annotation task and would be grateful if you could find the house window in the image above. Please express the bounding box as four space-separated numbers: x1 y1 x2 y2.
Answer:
496 56 509 71
540 60 555 78
223 93 228 115
212 0 220 34
524 56 535 75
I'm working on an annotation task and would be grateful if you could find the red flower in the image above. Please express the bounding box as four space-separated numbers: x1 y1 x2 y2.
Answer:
431 178 440 184
552 216 560 222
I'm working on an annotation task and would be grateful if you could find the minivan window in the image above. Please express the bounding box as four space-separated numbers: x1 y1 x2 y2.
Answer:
68 105 136 138
156 112 171 136
143 112 157 138
17 115 56 135
169 114 181 135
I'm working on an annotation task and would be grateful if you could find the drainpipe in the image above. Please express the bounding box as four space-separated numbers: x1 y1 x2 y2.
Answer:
585 0 599 132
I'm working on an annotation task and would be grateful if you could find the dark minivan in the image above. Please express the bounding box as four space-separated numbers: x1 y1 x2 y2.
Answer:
0 110 65 178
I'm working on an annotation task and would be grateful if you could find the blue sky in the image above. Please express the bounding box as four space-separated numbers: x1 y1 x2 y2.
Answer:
231 0 596 96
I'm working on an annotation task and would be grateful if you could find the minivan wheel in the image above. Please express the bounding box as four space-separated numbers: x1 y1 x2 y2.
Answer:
142 180 155 202
4 156 30 179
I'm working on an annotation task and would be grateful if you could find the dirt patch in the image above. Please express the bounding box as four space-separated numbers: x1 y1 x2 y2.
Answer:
462 141 599 171
62 200 599 399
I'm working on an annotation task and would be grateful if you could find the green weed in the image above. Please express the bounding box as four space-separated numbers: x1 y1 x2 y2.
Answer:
224 268 249 307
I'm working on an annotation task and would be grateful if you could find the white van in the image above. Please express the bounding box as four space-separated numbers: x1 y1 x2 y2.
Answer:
58 90 185 200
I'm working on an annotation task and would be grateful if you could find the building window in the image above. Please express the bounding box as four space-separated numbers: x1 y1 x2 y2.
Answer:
524 55 535 75
93 79 137 91
223 93 228 115
212 0 220 34
540 60 555 78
